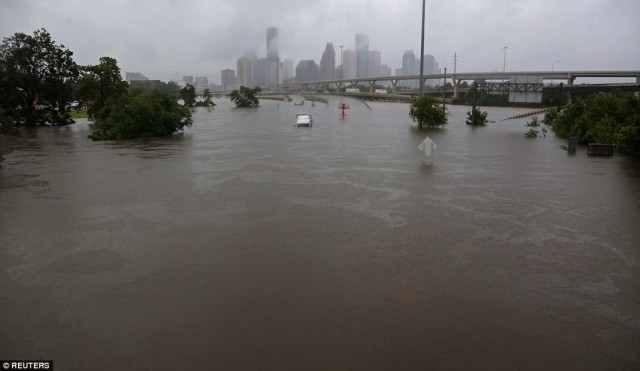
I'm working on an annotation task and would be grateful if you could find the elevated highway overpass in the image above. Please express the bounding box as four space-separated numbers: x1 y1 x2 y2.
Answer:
268 70 640 98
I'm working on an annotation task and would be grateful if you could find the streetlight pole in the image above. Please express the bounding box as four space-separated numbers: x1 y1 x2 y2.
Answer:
552 60 560 72
339 45 343 93
419 0 426 96
502 46 508 72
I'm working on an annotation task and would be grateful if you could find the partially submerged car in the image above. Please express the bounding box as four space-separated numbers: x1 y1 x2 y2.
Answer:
295 113 312 127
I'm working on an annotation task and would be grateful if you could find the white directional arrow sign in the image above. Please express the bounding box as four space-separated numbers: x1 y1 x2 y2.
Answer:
418 136 438 157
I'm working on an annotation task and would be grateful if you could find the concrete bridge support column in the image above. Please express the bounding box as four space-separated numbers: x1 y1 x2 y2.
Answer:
567 74 575 86
452 79 461 99
391 80 399 94
368 81 376 93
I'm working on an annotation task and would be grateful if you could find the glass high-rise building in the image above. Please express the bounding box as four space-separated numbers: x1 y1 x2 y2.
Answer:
319 43 336 81
267 27 278 62
266 27 279 86
356 33 369 78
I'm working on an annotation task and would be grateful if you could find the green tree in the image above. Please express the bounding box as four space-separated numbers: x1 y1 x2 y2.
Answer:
180 84 196 107
75 57 128 120
553 92 640 156
229 86 261 107
195 88 216 107
0 28 79 127
465 108 488 126
0 107 17 136
409 95 447 128
89 90 192 140
543 107 558 125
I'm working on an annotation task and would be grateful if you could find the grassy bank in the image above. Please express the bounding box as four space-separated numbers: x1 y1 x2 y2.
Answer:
70 109 88 119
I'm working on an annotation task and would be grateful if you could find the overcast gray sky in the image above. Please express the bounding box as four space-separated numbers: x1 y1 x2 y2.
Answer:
1 0 639 84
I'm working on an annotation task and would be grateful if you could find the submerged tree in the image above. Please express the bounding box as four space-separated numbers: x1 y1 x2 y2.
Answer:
229 86 261 108
409 95 447 128
180 84 196 107
195 88 216 107
0 28 79 127
89 90 192 140
75 56 128 120
553 92 640 156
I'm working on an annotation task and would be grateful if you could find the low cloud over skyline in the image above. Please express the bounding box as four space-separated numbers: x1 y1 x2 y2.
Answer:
1 0 639 83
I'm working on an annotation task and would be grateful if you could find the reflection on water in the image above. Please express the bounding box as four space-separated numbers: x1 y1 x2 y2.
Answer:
1 98 639 370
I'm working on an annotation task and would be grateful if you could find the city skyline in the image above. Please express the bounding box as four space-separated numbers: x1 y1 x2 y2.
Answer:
1 0 638 84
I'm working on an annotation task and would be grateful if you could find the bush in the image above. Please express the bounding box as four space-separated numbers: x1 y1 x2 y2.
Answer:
543 107 558 125
552 92 640 156
89 90 192 140
409 95 447 128
525 116 540 127
465 108 488 126
525 128 539 138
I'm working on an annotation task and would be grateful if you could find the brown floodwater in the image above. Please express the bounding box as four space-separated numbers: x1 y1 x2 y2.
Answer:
1 98 639 370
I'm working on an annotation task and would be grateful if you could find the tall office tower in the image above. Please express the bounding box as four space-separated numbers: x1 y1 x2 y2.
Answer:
379 64 391 87
237 56 253 87
255 58 266 85
183 76 194 85
355 33 369 78
380 64 391 77
295 60 318 82
243 48 258 86
343 49 357 79
221 69 236 92
283 59 294 80
422 54 441 87
368 50 381 78
266 27 279 85
267 27 278 61
421 54 441 77
319 43 336 81
334 66 342 80
402 50 418 88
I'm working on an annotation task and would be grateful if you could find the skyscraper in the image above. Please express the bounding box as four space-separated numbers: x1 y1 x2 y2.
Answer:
319 43 336 81
221 69 236 92
243 48 258 87
422 54 441 87
267 27 278 62
368 50 381 78
237 56 253 87
343 49 356 79
356 33 369 78
402 50 418 88
283 59 294 80
295 60 318 82
266 27 279 85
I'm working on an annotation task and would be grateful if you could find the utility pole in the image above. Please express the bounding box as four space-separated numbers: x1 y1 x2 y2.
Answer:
452 52 458 75
419 0 426 96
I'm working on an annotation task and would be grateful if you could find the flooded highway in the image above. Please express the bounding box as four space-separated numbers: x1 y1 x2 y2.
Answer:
1 98 639 370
